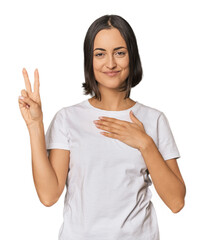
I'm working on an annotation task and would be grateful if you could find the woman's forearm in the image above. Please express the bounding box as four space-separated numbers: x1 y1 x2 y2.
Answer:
28 121 59 206
139 136 186 213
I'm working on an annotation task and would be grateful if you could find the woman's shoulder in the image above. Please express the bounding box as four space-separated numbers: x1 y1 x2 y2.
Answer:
56 99 87 116
136 101 163 118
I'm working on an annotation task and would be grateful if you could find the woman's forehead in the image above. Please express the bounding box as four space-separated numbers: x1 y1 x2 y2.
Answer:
93 28 127 49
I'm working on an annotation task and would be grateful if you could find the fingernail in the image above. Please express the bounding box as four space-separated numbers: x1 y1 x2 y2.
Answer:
19 96 24 100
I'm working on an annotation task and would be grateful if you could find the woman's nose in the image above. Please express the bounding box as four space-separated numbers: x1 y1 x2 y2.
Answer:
106 55 117 69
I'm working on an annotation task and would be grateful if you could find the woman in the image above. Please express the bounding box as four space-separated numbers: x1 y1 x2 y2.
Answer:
18 14 186 240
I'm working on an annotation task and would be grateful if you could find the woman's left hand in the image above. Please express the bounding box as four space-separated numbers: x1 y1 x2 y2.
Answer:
93 110 152 151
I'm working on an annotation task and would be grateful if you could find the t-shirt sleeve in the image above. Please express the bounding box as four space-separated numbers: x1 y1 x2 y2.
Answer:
45 108 71 157
157 112 181 161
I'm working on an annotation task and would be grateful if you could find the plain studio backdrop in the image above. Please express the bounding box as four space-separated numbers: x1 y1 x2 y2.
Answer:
0 0 208 239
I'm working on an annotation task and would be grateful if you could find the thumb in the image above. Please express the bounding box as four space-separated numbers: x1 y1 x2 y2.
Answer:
21 90 36 107
130 110 141 124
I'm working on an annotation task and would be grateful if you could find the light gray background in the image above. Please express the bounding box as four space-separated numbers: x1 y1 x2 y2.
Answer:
0 0 208 239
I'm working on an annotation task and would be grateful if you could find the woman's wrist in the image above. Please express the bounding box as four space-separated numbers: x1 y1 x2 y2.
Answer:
138 134 154 153
27 120 44 132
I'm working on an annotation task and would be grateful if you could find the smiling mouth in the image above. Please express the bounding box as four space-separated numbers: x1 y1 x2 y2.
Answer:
104 71 120 77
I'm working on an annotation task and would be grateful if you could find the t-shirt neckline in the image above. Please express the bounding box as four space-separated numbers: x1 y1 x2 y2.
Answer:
85 99 139 113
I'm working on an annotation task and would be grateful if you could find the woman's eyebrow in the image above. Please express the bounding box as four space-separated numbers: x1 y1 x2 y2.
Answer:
93 46 127 51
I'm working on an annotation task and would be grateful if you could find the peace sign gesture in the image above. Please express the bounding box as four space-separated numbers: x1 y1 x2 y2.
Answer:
18 68 43 128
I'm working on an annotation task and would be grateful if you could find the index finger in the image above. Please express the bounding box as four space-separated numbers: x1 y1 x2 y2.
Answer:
99 116 128 126
34 68 40 95
22 68 32 93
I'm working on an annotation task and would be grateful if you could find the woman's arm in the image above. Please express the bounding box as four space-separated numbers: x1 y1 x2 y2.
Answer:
140 136 186 213
18 68 70 207
94 113 186 213
28 121 61 206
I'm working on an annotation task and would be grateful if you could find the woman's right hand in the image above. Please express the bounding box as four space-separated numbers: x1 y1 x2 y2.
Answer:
18 68 43 129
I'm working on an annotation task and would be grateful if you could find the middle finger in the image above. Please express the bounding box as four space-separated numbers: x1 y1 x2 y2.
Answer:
22 68 32 93
94 120 122 131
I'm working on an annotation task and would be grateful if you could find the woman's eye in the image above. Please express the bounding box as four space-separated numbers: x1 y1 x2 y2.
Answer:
95 53 104 57
95 52 126 57
115 51 126 56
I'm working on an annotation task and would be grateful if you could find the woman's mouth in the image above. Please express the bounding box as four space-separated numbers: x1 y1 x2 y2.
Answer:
104 71 120 77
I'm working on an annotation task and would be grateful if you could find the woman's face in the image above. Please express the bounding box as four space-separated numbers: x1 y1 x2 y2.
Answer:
93 28 129 90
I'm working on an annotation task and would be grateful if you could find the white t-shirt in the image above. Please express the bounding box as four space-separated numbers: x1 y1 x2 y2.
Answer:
45 99 181 240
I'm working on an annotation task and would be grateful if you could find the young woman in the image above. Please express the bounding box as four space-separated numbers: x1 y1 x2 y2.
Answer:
18 14 186 240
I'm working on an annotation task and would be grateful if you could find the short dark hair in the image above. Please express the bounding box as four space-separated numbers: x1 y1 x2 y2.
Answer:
82 14 143 101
